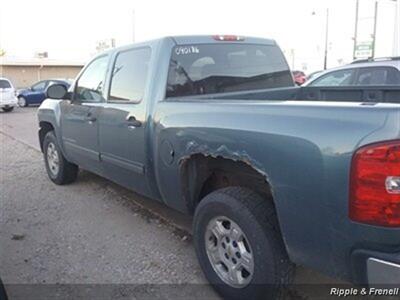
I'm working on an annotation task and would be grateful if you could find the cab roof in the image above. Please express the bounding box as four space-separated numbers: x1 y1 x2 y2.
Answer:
169 35 276 46
101 35 277 55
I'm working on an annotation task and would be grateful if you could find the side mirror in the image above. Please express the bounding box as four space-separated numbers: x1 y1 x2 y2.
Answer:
46 84 68 99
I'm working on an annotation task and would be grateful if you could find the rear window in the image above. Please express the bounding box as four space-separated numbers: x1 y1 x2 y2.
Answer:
354 67 400 85
166 44 293 98
0 80 11 89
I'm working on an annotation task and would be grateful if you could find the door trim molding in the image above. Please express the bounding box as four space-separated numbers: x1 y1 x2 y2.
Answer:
100 153 145 175
63 140 100 161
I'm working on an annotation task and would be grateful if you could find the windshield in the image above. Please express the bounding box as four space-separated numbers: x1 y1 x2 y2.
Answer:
0 80 11 89
166 43 293 97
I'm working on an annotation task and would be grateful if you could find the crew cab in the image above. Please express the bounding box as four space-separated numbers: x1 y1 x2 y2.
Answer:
37 35 400 300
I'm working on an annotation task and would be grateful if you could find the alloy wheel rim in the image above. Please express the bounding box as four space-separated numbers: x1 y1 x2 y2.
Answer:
47 142 59 175
205 216 254 288
18 97 25 107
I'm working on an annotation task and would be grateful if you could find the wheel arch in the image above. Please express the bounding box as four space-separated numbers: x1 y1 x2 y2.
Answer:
38 104 64 153
39 121 55 152
179 153 276 216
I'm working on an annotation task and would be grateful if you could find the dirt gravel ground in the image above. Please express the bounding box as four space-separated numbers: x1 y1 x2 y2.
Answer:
0 132 220 299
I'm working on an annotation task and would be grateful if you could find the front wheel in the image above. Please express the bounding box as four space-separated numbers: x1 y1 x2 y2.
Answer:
193 187 294 300
2 106 14 112
43 131 78 185
18 97 27 107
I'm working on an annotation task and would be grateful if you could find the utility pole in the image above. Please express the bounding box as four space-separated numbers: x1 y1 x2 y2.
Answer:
353 0 359 59
323 8 329 70
132 9 136 42
394 0 399 56
290 49 295 70
371 1 378 58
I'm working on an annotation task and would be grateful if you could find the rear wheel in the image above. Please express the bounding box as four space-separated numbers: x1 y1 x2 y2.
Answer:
43 131 78 185
18 96 27 107
0 276 8 300
2 106 14 112
193 187 294 300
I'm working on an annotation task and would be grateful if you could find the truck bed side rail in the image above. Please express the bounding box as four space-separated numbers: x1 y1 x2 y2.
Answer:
298 86 400 103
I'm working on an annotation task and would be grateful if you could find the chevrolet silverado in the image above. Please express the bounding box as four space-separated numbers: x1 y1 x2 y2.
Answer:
38 35 400 299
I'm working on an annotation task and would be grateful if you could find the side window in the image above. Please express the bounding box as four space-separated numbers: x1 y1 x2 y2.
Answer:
75 55 109 102
310 69 354 86
109 48 151 102
391 69 400 85
354 67 399 85
32 81 46 91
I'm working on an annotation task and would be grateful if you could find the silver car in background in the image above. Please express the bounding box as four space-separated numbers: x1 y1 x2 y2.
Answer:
304 57 400 87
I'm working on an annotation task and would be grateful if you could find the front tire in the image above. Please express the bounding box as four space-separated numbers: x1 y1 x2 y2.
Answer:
18 96 27 107
2 106 14 112
43 131 78 185
193 187 294 300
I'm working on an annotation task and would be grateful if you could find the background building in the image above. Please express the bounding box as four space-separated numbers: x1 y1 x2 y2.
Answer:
0 58 83 88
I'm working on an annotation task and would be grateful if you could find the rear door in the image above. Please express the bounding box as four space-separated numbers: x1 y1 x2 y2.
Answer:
98 47 152 196
60 55 109 174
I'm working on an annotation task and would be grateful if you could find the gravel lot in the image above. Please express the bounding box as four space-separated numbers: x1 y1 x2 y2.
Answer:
0 107 346 299
0 108 220 299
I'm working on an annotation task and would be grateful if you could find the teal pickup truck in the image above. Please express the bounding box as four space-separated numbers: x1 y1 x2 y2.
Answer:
38 35 400 300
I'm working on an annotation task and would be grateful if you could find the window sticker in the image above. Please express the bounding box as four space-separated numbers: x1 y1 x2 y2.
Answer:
175 46 200 55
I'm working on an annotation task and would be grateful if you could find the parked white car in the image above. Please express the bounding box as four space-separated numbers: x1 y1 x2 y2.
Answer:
0 78 18 112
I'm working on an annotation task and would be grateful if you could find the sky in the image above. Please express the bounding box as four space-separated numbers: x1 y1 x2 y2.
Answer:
0 0 398 72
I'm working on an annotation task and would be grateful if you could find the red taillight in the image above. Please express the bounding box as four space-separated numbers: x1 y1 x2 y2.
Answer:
212 35 244 41
350 140 400 227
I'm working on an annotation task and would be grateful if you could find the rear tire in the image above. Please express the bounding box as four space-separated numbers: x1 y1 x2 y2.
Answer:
18 96 27 107
0 276 8 300
193 187 294 300
43 131 78 185
2 107 14 112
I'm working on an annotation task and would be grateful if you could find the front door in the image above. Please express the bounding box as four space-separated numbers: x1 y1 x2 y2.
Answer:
30 81 47 104
98 47 152 196
60 55 109 174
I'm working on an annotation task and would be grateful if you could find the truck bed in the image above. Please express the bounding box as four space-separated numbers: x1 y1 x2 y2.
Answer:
156 95 400 281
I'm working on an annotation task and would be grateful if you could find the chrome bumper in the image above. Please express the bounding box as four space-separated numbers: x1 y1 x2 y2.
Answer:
367 258 400 284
